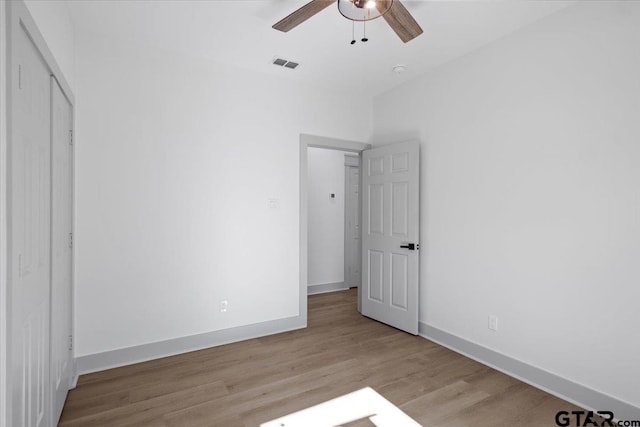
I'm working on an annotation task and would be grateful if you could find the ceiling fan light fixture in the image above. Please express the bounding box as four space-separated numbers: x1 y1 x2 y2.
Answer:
338 0 393 22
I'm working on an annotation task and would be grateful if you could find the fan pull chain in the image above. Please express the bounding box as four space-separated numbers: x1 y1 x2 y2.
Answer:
351 20 356 45
362 19 368 42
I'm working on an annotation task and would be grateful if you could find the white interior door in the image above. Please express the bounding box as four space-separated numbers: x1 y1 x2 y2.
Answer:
50 77 73 424
11 19 52 427
344 163 361 289
362 141 419 335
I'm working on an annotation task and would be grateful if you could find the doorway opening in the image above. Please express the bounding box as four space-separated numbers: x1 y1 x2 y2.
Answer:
306 147 358 296
300 134 371 324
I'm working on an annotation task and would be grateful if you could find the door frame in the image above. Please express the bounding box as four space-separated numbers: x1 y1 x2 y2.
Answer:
343 155 360 290
0 2 9 426
299 134 371 321
50 75 75 422
1 1 76 426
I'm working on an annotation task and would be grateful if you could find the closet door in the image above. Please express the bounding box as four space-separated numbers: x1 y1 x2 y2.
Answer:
50 77 73 424
11 19 52 427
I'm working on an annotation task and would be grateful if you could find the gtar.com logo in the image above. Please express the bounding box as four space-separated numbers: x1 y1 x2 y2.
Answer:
555 411 640 427
555 411 614 426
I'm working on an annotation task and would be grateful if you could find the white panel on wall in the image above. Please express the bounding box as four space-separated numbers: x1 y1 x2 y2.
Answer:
372 0 640 409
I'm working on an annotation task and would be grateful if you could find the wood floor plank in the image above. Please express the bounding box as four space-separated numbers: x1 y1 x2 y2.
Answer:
60 381 228 427
163 359 364 426
60 289 582 426
59 389 130 421
400 380 492 425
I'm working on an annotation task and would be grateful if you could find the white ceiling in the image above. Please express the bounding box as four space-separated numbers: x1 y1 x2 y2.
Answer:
66 0 574 96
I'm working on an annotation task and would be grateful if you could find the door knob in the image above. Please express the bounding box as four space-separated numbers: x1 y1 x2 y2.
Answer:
400 243 418 250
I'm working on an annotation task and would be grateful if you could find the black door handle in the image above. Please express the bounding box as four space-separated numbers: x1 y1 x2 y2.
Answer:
400 243 417 250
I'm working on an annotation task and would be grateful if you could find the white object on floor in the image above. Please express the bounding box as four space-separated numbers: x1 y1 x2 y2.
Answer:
260 387 422 427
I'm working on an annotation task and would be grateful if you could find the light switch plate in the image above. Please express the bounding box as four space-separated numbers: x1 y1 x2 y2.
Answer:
268 198 279 209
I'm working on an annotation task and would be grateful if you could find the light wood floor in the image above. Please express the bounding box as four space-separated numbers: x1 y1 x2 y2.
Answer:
60 289 582 426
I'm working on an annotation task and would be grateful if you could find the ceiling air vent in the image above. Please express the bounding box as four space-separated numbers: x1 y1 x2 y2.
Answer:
272 57 300 70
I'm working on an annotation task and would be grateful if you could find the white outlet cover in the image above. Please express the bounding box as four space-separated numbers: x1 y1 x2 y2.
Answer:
488 315 498 331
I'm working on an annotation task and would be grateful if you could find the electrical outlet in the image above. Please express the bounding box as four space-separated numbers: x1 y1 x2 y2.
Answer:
488 315 498 331
220 300 228 313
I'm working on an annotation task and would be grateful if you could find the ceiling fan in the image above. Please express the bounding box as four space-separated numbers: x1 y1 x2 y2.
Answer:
273 0 423 43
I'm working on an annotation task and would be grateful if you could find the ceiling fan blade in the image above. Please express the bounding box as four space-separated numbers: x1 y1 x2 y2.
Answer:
273 0 337 32
380 0 423 43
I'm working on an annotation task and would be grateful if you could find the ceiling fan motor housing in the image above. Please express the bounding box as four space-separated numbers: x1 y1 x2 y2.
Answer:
272 0 424 44
338 0 392 22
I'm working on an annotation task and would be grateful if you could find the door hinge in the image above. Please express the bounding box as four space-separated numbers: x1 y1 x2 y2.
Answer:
69 335 73 351
69 232 73 249
69 130 73 146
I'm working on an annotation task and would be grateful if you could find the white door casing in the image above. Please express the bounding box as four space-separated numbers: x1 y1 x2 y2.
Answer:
11 19 52 427
362 141 419 335
344 163 361 289
50 77 73 424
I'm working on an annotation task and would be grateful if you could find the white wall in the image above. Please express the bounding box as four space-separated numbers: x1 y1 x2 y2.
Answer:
373 1 640 409
307 148 350 286
74 32 371 357
24 0 75 92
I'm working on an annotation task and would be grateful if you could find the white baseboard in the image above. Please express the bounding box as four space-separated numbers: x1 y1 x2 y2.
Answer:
69 373 78 390
69 359 78 389
77 315 305 375
420 322 640 421
307 282 349 295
